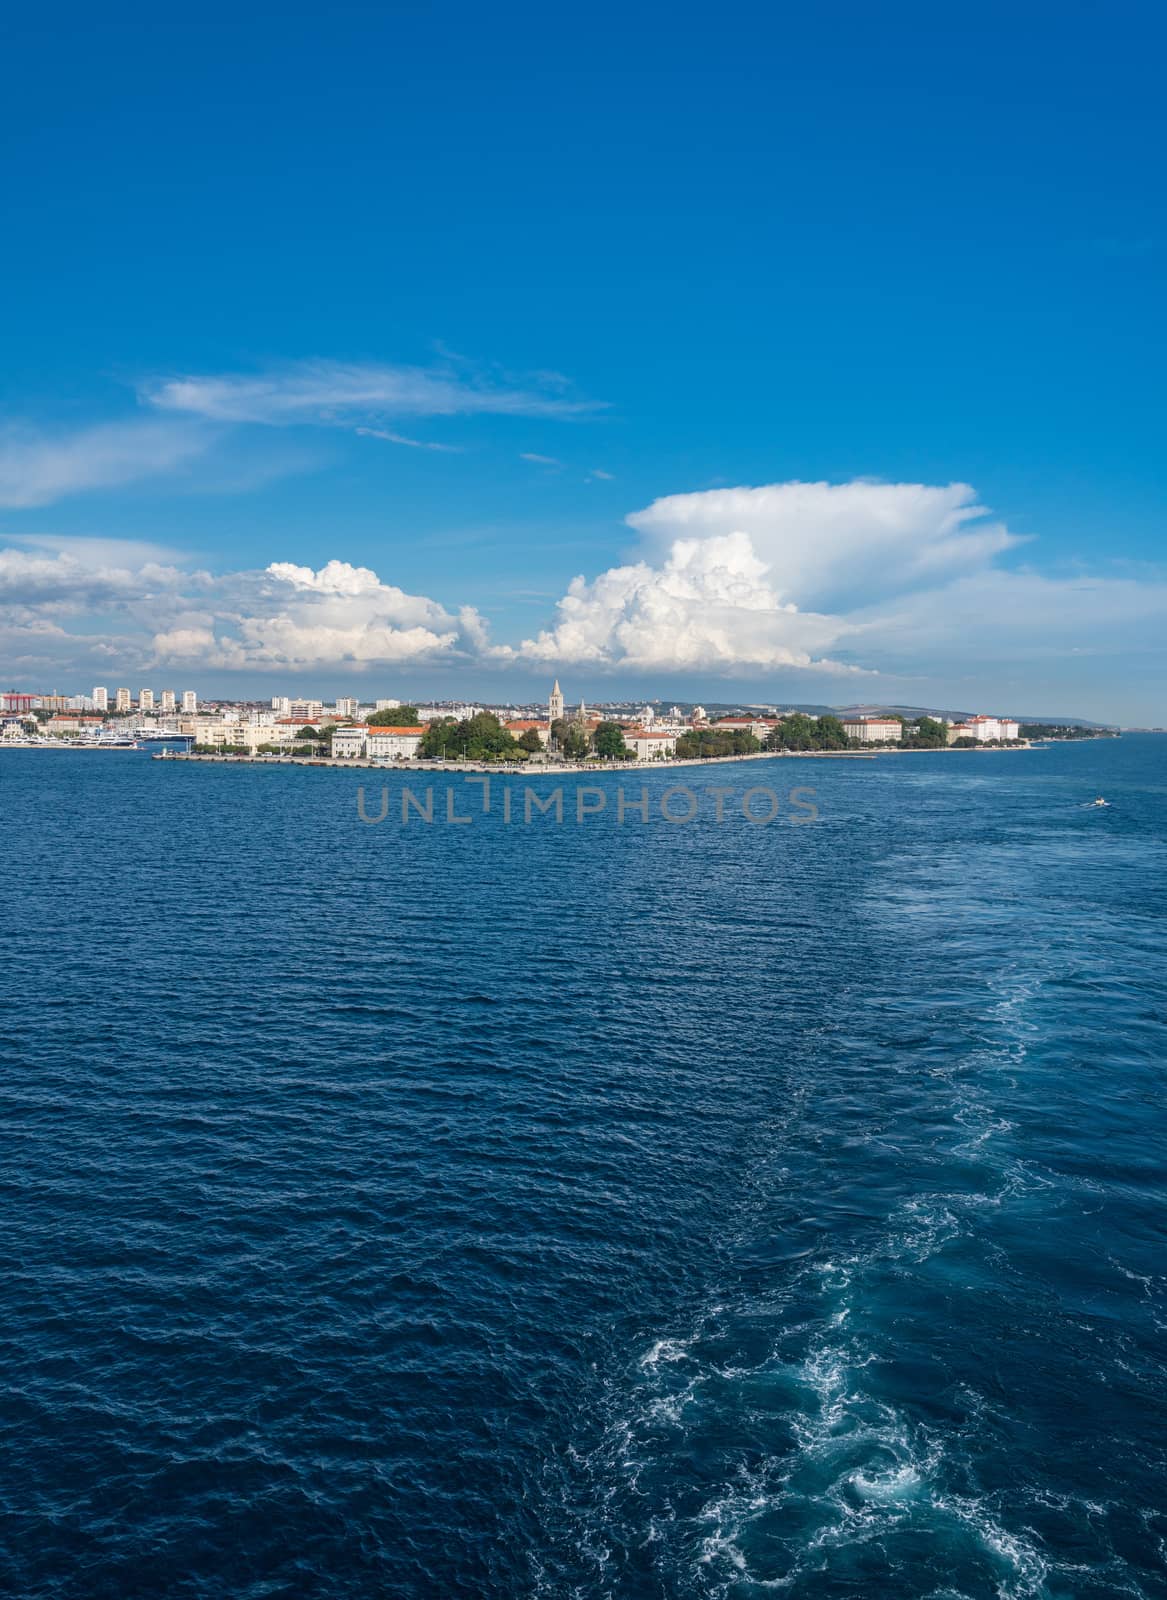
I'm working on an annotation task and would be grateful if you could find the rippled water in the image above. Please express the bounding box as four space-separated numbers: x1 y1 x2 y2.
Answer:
2 739 1165 1599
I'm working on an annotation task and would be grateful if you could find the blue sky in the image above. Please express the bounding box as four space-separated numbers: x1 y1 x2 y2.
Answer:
1 0 1163 719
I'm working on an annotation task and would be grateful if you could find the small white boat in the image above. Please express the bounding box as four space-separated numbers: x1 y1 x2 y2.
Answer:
1089 797 1109 808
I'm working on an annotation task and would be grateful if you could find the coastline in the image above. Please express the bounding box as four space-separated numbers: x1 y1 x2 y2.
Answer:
134 742 1036 776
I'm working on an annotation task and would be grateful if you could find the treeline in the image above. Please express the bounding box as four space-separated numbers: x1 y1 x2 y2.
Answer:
675 729 761 758
764 713 948 750
420 713 632 762
1018 724 1115 740
674 713 951 759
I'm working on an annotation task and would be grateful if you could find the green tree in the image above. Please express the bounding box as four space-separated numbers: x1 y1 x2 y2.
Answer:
420 717 459 758
561 725 590 760
676 729 760 759
518 727 543 754
593 721 629 759
420 711 519 761
297 724 319 740
910 715 947 747
814 714 849 750
368 705 419 726
768 713 816 751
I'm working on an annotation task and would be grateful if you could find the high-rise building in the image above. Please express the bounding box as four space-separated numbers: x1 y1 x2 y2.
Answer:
139 689 155 712
334 697 359 718
115 688 131 713
93 686 109 711
181 690 197 714
549 679 564 723
160 690 176 713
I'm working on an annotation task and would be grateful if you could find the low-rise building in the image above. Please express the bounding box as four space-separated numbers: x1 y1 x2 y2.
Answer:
624 729 678 760
843 717 903 743
712 716 780 740
366 727 424 760
182 719 295 751
331 726 369 758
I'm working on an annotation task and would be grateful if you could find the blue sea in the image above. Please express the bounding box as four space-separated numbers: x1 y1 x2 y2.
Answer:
2 739 1165 1599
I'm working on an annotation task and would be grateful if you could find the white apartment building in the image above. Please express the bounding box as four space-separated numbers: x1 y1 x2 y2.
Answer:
182 690 197 714
375 698 401 712
138 689 155 712
334 697 360 718
331 727 369 758
115 688 131 712
843 717 903 743
949 715 1020 743
93 686 109 711
366 727 424 760
160 690 176 713
272 696 292 715
289 699 323 721
183 720 296 751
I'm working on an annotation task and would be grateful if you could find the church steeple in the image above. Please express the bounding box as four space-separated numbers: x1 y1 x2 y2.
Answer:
549 679 564 724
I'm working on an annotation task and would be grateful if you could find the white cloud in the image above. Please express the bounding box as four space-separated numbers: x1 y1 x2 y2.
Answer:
142 359 600 427
0 542 197 608
355 426 462 453
2 484 1164 710
503 530 866 673
0 420 210 508
152 559 485 670
519 452 562 466
627 480 1019 610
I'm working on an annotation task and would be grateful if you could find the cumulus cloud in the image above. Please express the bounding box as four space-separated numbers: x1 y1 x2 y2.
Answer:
142 560 487 671
0 420 210 508
0 540 478 676
142 359 600 427
627 481 1020 611
502 480 1021 673
2 482 1164 699
503 532 865 672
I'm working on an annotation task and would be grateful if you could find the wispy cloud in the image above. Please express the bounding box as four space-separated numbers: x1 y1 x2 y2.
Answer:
589 468 615 481
355 426 463 453
519 451 562 467
142 359 602 427
0 420 210 509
